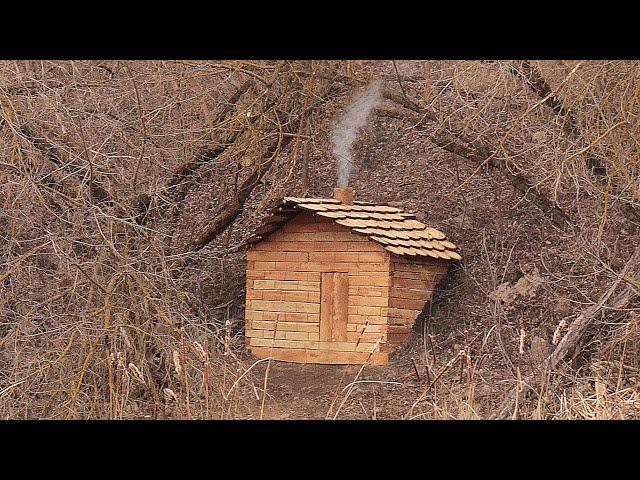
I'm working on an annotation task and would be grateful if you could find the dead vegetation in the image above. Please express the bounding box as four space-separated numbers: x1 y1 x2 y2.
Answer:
1 60 638 419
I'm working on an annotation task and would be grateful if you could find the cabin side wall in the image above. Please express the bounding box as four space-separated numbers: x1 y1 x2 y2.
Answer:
245 212 391 364
387 255 449 347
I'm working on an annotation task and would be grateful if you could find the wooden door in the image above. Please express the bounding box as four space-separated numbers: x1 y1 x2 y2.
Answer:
320 272 348 342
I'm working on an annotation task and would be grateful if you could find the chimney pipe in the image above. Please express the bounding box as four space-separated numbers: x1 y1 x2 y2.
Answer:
333 187 354 205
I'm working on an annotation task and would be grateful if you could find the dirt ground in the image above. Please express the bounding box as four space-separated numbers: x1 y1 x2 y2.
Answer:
242 356 419 420
237 294 510 421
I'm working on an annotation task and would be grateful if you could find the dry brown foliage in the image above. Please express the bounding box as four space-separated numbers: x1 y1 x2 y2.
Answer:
1 60 638 419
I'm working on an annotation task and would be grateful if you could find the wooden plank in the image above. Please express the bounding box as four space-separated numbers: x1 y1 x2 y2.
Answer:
349 275 390 287
391 270 436 281
333 272 349 342
318 341 381 352
389 297 427 310
251 321 319 332
393 270 438 280
249 347 390 365
402 262 449 274
358 252 389 263
249 338 319 349
246 329 269 339
246 289 263 300
253 261 389 273
252 280 320 291
246 311 320 324
319 272 334 342
315 222 357 232
348 286 387 297
391 277 433 289
347 314 387 325
268 232 368 242
309 252 356 262
246 251 309 262
285 312 320 322
387 307 420 320
252 261 277 271
247 271 321 282
245 310 320 323
388 316 415 326
348 295 388 307
247 330 312 341
393 260 446 271
390 287 433 300
245 310 279 321
347 324 387 333
308 251 388 263
252 240 384 252
248 300 320 314
346 331 386 342
259 290 321 303
282 222 349 233
281 222 321 233
354 305 381 316
320 272 349 342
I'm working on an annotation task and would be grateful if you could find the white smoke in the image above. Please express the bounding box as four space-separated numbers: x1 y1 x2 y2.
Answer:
331 79 383 187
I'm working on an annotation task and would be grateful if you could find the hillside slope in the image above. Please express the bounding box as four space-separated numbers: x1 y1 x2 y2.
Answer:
1 60 638 419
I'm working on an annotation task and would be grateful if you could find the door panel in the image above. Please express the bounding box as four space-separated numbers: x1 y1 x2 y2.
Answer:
320 272 348 342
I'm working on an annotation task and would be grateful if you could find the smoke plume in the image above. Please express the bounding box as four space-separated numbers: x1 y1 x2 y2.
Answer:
331 79 383 187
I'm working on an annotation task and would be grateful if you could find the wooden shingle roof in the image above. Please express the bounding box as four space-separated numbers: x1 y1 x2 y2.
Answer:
247 197 461 261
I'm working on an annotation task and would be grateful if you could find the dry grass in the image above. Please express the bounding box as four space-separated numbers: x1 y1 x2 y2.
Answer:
1 60 638 419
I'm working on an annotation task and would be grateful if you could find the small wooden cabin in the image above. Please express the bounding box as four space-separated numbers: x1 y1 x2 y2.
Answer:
244 188 461 365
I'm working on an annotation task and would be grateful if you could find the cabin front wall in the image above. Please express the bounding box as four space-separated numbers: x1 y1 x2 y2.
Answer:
245 212 391 364
387 255 449 347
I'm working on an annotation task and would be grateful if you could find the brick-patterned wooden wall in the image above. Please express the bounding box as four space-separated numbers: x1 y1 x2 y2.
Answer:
387 256 448 347
245 212 392 364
